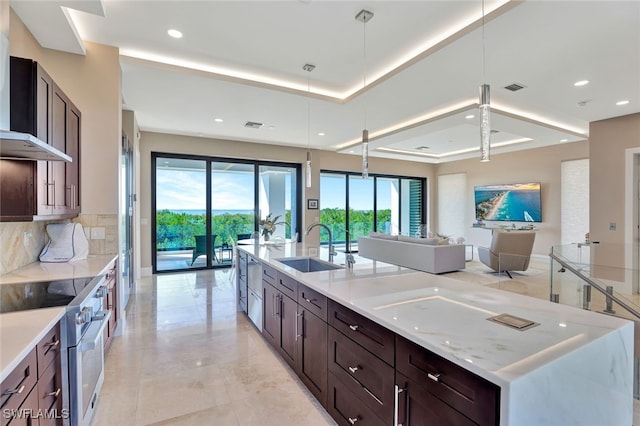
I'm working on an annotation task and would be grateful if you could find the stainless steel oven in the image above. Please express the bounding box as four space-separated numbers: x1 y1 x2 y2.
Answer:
65 276 110 426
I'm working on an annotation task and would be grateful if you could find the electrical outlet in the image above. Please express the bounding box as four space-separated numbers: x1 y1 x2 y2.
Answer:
23 232 32 247
91 227 106 240
609 222 617 231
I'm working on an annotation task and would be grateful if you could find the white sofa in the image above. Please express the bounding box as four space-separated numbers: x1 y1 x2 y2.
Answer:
358 234 466 274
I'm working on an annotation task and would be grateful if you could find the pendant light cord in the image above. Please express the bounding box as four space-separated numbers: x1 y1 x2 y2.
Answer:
307 69 311 154
362 16 368 129
482 0 486 84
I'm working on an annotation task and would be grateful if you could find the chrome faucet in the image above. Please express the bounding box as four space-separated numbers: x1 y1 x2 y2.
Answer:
305 223 337 263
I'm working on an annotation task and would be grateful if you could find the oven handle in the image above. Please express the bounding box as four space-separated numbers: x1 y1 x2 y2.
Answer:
78 310 111 353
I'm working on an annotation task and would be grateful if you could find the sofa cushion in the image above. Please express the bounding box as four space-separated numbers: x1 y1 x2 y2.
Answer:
397 235 439 245
369 231 398 240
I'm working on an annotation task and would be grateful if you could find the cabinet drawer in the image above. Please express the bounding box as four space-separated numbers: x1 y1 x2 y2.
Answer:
396 336 500 426
37 322 61 377
276 272 298 300
37 357 63 426
5 385 39 426
262 264 277 286
327 372 386 426
298 284 326 321
0 349 37 426
328 300 395 366
396 372 477 426
328 327 394 424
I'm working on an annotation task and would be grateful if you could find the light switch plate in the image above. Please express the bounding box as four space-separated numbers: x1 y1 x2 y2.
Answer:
609 222 617 231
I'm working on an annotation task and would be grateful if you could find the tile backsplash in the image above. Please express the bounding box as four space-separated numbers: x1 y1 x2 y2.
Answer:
0 214 118 275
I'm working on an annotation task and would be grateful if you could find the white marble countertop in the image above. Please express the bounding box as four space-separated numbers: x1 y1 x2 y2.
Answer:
0 307 65 382
238 242 632 388
0 255 118 382
0 254 118 285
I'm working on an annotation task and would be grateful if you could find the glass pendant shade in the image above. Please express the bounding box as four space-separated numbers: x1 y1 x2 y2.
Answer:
479 84 491 162
362 129 369 179
305 151 312 188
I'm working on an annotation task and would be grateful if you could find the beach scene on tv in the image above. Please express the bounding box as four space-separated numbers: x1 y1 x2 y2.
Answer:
474 182 542 222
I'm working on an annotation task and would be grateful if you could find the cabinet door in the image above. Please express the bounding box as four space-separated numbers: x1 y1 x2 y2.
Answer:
37 358 63 426
262 283 279 347
396 372 477 426
278 293 297 369
296 308 327 407
65 103 81 213
51 87 68 214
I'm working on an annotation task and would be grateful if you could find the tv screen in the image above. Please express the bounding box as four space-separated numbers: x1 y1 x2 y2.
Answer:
474 182 541 222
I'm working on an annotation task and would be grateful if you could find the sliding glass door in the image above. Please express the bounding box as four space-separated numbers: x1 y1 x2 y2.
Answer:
153 153 300 273
154 157 208 271
320 171 426 251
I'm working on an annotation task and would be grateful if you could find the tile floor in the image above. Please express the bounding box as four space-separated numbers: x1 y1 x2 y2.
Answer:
92 268 334 426
92 256 637 425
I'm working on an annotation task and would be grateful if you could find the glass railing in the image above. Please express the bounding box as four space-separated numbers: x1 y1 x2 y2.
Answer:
549 244 640 401
549 244 640 321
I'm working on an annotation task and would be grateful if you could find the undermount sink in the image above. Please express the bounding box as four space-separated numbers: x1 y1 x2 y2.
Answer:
276 257 343 273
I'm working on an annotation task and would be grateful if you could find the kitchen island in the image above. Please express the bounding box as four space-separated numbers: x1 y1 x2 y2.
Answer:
238 242 633 425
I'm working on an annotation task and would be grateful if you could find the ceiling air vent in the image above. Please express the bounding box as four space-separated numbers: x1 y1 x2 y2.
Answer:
504 83 526 92
244 121 264 129
490 129 500 134
415 146 430 150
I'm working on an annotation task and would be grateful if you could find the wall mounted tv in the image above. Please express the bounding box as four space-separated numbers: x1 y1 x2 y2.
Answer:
474 182 542 222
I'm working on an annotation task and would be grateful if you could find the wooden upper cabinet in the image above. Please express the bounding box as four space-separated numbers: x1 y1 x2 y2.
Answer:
3 56 81 221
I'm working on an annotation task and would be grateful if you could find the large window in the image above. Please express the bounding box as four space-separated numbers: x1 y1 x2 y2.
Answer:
320 171 426 250
152 153 301 273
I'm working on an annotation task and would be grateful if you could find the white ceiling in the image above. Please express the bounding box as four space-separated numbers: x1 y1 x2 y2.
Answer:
11 0 640 163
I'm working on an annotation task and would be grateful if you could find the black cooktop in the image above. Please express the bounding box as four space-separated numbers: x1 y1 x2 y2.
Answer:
0 276 96 313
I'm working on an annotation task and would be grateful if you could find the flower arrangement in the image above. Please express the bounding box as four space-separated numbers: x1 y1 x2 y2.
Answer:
259 213 285 240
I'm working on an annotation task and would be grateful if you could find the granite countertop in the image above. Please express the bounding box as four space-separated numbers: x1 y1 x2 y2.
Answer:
0 255 118 382
238 242 632 388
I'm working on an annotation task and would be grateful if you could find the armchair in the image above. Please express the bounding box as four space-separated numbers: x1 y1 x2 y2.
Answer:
191 235 218 265
477 230 536 278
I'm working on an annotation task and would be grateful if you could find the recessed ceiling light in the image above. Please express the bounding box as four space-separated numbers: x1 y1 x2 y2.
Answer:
574 80 589 87
214 118 223 122
560 139 568 142
348 150 355 153
268 126 276 130
167 29 183 39
616 100 630 106
465 114 475 119
317 132 325 136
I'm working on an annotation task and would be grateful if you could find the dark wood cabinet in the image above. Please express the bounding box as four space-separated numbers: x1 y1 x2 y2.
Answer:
2 56 81 221
396 336 500 426
396 372 477 426
261 280 297 369
296 304 328 407
1 321 65 426
327 371 386 426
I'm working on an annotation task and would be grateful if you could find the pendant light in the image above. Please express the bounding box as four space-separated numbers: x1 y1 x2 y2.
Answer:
479 0 491 162
303 63 315 188
356 9 373 179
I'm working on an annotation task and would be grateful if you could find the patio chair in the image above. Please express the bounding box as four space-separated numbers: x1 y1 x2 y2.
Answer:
191 234 218 265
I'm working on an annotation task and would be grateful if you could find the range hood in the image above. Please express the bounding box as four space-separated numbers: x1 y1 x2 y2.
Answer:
0 130 72 162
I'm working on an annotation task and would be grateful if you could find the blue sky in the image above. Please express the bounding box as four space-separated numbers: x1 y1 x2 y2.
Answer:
157 169 390 211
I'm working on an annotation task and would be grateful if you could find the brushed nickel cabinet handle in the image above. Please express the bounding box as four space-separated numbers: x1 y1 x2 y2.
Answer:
3 385 25 396
427 373 441 382
348 416 359 425
349 324 359 332
348 366 359 374
45 339 60 349
47 388 61 397
394 385 406 426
